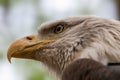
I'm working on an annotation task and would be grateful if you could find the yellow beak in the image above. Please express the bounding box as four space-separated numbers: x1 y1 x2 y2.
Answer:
7 34 56 63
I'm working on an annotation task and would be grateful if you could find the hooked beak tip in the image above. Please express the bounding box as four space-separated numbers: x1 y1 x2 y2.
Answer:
8 58 11 64
7 53 12 63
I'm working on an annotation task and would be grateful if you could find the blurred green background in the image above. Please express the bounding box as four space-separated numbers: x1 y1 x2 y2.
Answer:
0 0 120 80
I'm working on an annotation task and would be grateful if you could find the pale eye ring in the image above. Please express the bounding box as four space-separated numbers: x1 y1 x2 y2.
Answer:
54 25 64 33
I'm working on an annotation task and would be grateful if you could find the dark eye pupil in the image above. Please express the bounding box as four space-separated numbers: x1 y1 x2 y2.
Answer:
54 25 64 33
56 26 61 31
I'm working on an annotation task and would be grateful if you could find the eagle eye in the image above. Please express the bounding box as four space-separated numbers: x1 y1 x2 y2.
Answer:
54 25 64 33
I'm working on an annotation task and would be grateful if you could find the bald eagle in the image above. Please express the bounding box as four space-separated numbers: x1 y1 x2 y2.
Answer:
7 16 120 78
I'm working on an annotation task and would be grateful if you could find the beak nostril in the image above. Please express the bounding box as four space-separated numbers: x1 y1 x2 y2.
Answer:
26 36 33 40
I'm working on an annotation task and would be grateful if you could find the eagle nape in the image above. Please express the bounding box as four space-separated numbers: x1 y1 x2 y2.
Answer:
62 59 120 80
